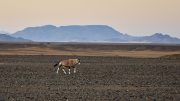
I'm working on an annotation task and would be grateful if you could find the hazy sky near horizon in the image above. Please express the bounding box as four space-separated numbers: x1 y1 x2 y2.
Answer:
0 0 180 38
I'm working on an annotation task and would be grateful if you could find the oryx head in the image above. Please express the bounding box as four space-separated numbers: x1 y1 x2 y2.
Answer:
77 58 80 64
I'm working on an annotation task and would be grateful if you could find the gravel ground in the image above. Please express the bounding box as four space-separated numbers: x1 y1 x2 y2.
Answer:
0 55 179 101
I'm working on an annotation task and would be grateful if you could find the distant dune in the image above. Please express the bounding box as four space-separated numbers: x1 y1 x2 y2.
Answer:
160 54 180 59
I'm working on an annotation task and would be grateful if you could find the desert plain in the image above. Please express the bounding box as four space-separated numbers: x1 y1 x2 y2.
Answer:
0 42 180 100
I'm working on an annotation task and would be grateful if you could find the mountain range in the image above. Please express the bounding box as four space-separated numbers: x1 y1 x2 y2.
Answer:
0 25 180 44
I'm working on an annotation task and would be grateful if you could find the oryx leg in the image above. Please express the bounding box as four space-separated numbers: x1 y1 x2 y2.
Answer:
56 67 60 74
68 67 71 74
62 67 67 74
73 67 76 73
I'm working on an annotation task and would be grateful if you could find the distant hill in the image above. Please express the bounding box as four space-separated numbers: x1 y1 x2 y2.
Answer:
0 33 31 42
137 33 180 43
10 25 180 44
107 33 180 44
0 31 8 34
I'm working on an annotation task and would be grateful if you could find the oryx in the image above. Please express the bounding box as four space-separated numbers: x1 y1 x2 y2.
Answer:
54 58 80 74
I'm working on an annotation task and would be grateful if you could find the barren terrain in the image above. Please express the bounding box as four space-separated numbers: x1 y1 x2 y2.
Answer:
0 43 180 100
0 42 180 58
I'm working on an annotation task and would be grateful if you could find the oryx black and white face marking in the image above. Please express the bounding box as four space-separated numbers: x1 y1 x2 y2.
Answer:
53 58 81 74
77 58 80 64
